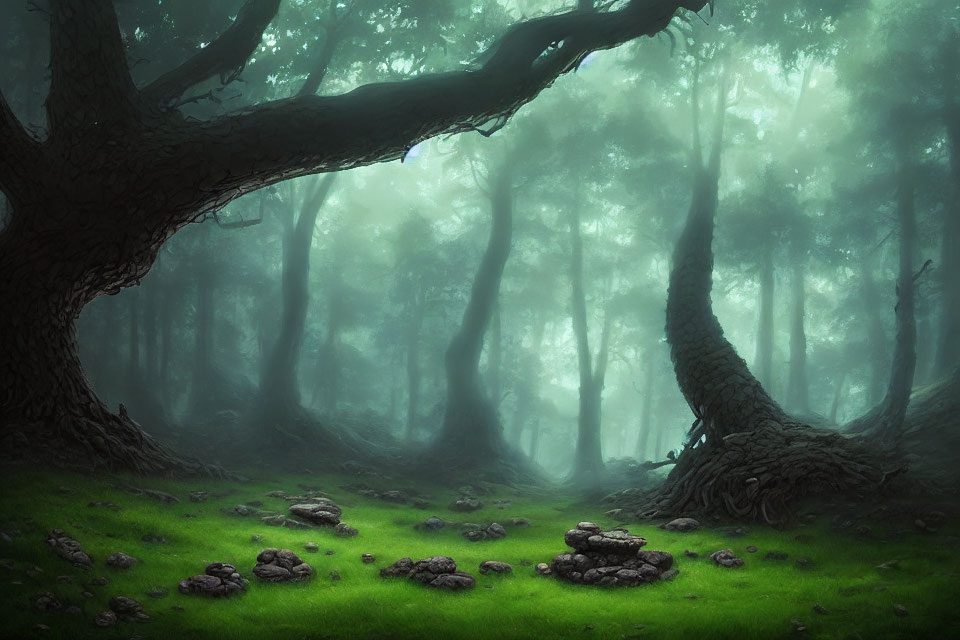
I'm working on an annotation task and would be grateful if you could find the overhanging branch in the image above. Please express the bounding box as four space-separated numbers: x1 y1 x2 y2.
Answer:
186 0 710 200
143 0 281 106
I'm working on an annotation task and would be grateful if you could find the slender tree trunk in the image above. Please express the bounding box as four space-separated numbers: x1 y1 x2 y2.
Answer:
845 155 918 441
405 290 425 440
429 166 517 469
786 252 809 414
321 291 342 413
509 314 546 449
829 369 846 424
861 256 888 407
754 241 775 391
488 303 503 408
259 174 336 416
635 352 655 461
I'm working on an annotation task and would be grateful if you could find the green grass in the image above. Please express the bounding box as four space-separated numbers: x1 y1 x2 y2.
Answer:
0 467 956 640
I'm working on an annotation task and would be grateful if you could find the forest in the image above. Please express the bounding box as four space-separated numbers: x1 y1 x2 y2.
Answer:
0 0 958 638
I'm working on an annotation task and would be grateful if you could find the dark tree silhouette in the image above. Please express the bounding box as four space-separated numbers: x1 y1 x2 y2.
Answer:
0 0 707 471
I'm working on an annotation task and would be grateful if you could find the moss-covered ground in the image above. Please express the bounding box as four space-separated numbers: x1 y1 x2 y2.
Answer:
0 467 956 639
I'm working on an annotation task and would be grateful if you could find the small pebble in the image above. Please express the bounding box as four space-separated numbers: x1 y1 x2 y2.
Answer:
893 604 908 617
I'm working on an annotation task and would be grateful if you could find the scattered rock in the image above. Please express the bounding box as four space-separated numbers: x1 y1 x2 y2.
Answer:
304 542 319 553
535 563 552 576
765 551 789 561
334 523 359 537
109 595 149 621
87 501 121 511
146 586 169 598
325 550 335 556
91 577 110 587
179 562 248 597
893 604 908 617
661 518 700 533
660 569 679 581
508 517 531 528
231 504 259 517
420 516 446 532
684 550 699 559
380 555 476 591
140 533 167 544
93 610 117 628
381 490 406 503
64 605 82 615
795 557 814 569
33 592 63 612
55 575 72 584
289 501 342 527
449 498 484 513
251 535 264 543
876 560 900 571
189 491 208 503
106 552 139 569
81 591 94 599
791 618 807 632
710 549 744 568
462 522 508 542
247 500 264 508
746 545 758 553
329 570 341 581
252 549 313 583
549 522 673 587
362 554 375 564
684 593 698 600
479 561 512 575
813 604 828 615
261 514 309 529
46 530 93 567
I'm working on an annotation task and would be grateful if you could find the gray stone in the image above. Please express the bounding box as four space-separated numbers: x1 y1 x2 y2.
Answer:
46 530 92 567
93 610 117 627
304 542 319 553
109 595 149 621
289 502 342 526
660 518 701 533
449 498 483 512
178 562 247 597
253 548 313 582
710 549 744 568
106 552 139 569
334 523 359 537
33 592 62 612
479 561 512 575
362 554 375 564
422 516 445 532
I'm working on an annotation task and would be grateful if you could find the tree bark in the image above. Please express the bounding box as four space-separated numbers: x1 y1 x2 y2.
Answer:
786 245 810 414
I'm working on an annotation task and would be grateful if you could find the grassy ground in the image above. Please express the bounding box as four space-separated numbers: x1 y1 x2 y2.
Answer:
0 466 956 640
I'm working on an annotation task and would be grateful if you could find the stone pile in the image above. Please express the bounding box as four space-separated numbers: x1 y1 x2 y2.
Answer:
461 522 507 542
46 530 93 568
178 562 248 597
546 522 676 587
288 499 342 526
380 555 476 590
252 549 313 583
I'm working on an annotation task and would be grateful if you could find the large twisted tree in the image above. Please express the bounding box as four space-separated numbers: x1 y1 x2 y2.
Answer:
0 0 709 472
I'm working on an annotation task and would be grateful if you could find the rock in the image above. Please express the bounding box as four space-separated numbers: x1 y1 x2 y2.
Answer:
746 545 758 553
795 557 814 569
381 555 476 590
684 593 698 600
289 501 342 526
710 549 744 568
91 576 110 586
55 575 72 584
381 490 406 503
660 518 701 533
87 501 121 511
325 550 335 556
304 542 319 553
106 552 139 569
535 563 552 576
251 535 263 543
109 595 149 621
660 569 679 581
252 548 313 583
765 551 789 561
140 533 167 544
146 586 169 598
791 619 807 632
231 504 258 516
188 491 208 503
550 523 671 587
508 517 531 528
334 523 359 537
893 604 908 617
64 606 82 615
486 523 507 539
479 561 512 575
178 562 248 597
33 592 63 612
46 529 93 567
81 591 94 599
93 610 117 627
261 515 310 529
449 498 483 512
411 498 431 509
380 557 414 578
813 604 828 615
329 570 341 581
421 516 445 532
362 554 375 564
684 550 699 558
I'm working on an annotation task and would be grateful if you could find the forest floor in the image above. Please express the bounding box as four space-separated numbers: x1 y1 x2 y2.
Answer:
0 465 957 640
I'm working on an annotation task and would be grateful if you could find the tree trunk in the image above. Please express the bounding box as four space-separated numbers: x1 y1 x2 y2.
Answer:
405 289 425 440
786 251 810 414
258 175 336 417
861 256 888 408
935 109 960 376
488 303 503 409
829 369 847 424
509 314 546 449
428 166 520 473
753 240 775 392
640 70 887 523
845 158 918 442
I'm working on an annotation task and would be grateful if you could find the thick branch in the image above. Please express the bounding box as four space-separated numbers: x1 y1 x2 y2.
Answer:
188 0 709 200
298 0 344 97
0 90 42 205
47 0 139 133
143 0 281 106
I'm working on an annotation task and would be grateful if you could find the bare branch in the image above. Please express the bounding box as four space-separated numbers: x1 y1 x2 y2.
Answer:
47 0 139 134
186 0 710 200
143 0 281 106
